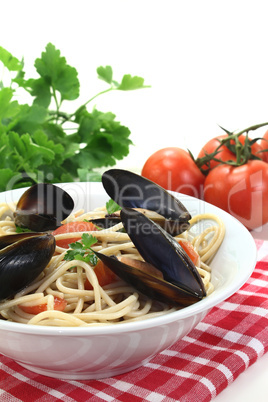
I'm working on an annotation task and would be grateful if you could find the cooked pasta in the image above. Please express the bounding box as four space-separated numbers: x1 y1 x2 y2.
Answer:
0 201 225 327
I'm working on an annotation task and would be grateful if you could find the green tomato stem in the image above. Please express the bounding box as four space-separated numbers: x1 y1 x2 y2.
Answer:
234 121 268 136
195 122 268 172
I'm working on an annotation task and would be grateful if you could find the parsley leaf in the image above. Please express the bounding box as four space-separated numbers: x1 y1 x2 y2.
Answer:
0 88 20 123
97 66 113 84
106 199 121 214
0 46 22 71
15 225 32 233
64 234 98 265
34 43 80 101
81 233 98 248
117 74 146 90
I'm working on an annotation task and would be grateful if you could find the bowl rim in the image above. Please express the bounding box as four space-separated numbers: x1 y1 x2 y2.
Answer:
0 182 257 336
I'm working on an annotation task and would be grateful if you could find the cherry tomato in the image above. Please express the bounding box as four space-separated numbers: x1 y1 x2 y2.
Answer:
204 160 268 230
52 221 97 248
258 130 268 162
198 134 266 172
19 297 67 315
84 260 118 289
141 147 205 198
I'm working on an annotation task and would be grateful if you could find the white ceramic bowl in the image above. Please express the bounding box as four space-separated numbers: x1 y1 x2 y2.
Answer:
0 182 257 380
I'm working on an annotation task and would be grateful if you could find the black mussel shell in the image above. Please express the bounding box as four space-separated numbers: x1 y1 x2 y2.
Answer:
14 183 74 231
0 233 55 301
144 215 190 236
91 216 122 229
102 169 191 235
0 232 49 250
95 252 201 307
120 208 205 298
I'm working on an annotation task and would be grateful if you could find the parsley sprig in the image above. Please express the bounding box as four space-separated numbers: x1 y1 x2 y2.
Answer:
0 43 149 190
64 233 98 265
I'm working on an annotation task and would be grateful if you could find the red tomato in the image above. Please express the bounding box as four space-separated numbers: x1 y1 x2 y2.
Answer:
141 147 205 198
19 297 67 315
177 239 200 266
52 221 97 248
204 160 268 230
198 135 236 171
198 134 266 172
85 260 118 289
258 130 268 162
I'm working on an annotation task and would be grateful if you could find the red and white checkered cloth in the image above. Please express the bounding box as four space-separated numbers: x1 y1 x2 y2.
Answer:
1 239 268 402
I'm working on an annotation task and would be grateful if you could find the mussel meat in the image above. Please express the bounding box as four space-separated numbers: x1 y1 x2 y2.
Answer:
96 208 206 307
102 169 191 235
0 233 55 301
14 183 74 231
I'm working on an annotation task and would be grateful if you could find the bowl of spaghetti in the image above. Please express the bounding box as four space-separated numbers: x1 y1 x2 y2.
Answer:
0 182 257 380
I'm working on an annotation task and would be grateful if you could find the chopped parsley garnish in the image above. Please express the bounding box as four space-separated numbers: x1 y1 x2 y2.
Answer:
15 225 32 233
106 199 121 214
64 233 98 265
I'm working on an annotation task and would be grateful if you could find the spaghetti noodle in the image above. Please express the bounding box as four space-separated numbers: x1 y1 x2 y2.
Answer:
0 201 225 327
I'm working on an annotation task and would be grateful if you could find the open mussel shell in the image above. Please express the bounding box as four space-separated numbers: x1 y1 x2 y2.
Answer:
0 232 47 250
102 169 191 235
14 183 74 231
95 252 201 307
96 208 205 307
0 233 55 301
120 208 205 298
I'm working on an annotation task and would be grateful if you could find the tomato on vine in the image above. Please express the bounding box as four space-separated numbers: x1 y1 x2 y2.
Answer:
141 147 205 198
204 160 268 230
258 129 268 162
197 133 266 173
141 122 268 230
199 123 268 229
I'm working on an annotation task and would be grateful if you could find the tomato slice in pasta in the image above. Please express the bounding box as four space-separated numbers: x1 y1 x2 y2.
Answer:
19 297 67 315
85 260 118 289
52 221 97 248
177 239 200 267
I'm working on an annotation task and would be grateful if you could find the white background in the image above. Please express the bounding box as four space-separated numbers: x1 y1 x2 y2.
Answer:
1 0 268 173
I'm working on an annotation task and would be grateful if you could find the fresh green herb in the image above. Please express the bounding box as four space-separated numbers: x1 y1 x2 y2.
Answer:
64 233 98 264
0 43 149 191
15 225 32 233
106 199 121 214
83 219 102 230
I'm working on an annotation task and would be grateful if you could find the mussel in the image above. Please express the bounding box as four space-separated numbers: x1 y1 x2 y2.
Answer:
0 232 50 250
14 183 74 232
90 216 122 229
0 233 55 301
102 169 191 235
96 208 206 307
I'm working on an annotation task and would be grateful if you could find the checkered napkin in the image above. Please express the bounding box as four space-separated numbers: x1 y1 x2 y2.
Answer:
1 239 268 402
